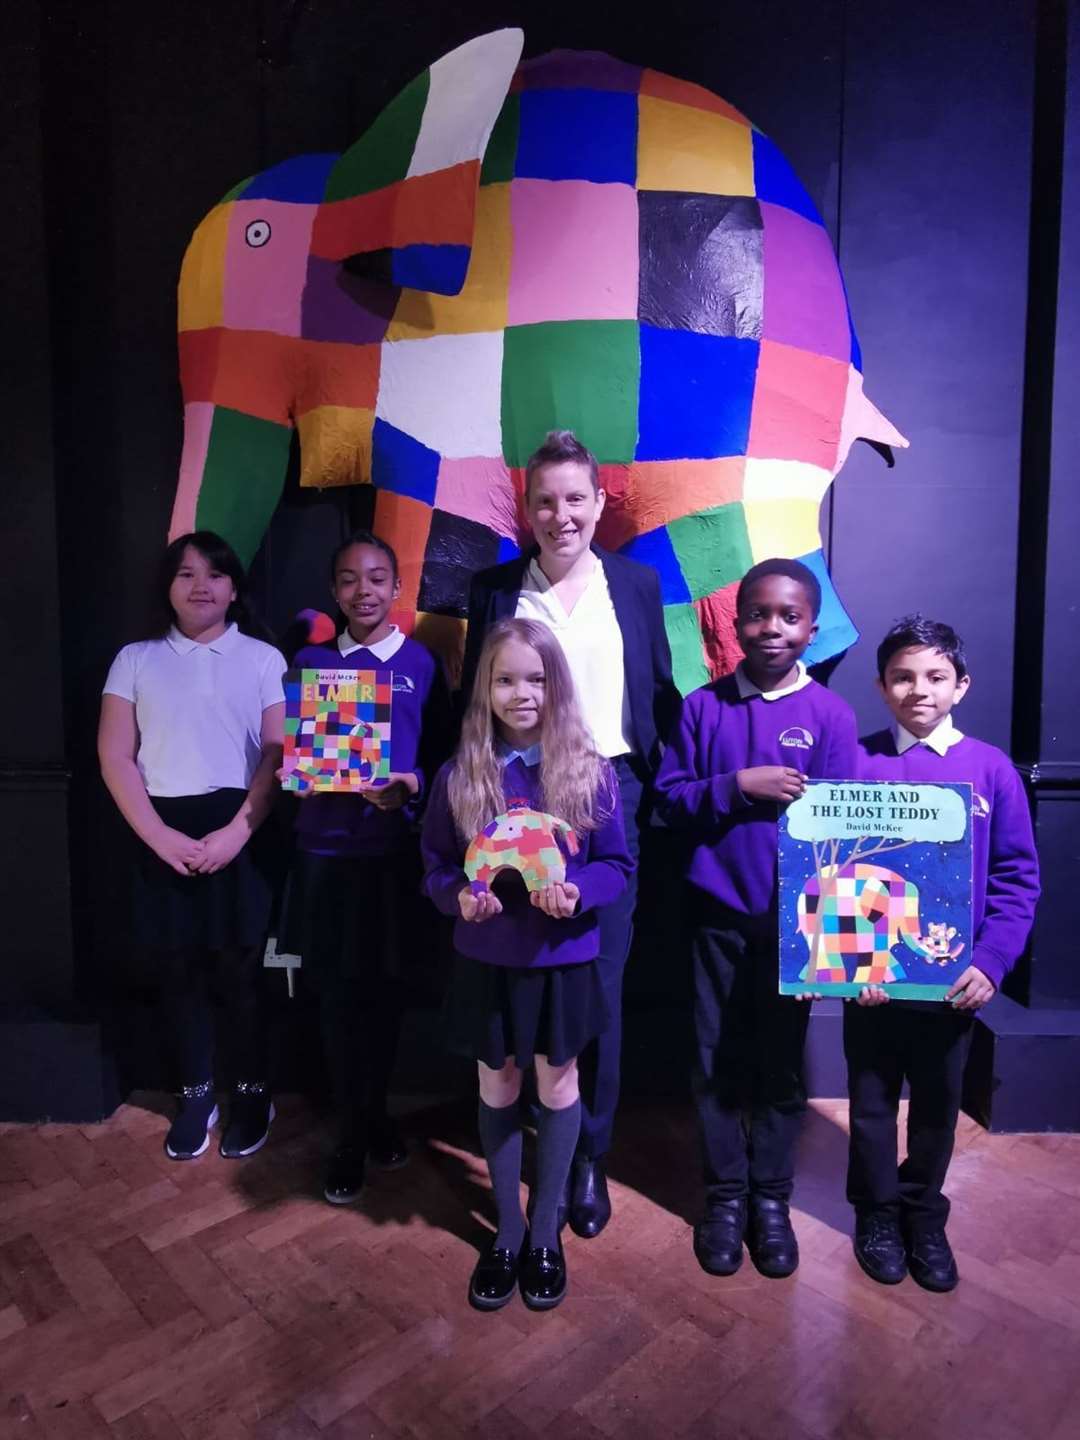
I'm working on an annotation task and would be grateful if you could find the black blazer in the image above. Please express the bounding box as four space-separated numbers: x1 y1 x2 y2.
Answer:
461 544 680 776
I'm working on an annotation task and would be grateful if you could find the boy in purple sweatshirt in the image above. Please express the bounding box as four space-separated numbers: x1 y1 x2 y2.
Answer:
847 616 1039 1292
655 559 857 1280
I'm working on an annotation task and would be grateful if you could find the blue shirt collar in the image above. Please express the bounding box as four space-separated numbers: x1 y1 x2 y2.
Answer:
497 739 542 768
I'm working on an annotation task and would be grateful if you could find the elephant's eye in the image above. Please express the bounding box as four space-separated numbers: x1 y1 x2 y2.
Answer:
245 219 271 248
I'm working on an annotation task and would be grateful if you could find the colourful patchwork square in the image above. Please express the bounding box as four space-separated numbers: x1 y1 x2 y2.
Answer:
760 203 851 362
502 320 640 466
516 89 638 184
743 498 823 566
747 340 848 468
637 327 759 461
667 505 754 600
434 455 519 539
509 180 639 325
694 584 743 680
389 184 511 339
418 509 502 613
751 132 822 225
638 193 762 338
662 602 711 694
372 418 440 505
224 200 318 338
601 459 744 549
377 331 504 458
620 526 691 605
637 96 754 196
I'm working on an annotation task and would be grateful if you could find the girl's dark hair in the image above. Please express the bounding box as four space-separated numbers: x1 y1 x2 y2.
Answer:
153 531 268 640
328 529 399 583
877 614 968 680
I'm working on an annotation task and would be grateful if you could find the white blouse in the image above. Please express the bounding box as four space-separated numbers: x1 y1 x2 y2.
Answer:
514 557 633 758
103 624 286 797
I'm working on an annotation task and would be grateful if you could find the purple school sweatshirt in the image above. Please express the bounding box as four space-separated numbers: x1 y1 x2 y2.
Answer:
655 675 858 918
856 731 1039 989
292 636 451 858
421 756 634 968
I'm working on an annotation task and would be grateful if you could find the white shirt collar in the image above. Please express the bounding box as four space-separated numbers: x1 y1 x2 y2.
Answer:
734 660 812 702
893 714 965 756
167 622 239 656
337 625 405 663
497 739 542 768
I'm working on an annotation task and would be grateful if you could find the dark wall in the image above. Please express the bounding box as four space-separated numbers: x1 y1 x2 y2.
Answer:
4 1 1077 1060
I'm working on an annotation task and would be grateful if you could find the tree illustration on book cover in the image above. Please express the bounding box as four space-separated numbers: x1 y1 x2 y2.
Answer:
778 780 973 1000
282 668 393 792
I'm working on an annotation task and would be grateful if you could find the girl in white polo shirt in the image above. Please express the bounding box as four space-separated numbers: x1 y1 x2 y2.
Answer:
98 531 286 1162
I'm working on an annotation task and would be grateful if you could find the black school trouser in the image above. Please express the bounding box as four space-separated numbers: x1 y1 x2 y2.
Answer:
576 757 642 1159
843 1002 974 1234
692 897 810 1203
155 946 267 1090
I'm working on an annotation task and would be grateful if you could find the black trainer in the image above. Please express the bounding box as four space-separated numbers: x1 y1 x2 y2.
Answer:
693 1197 747 1276
220 1085 275 1159
907 1228 959 1292
747 1197 799 1279
853 1213 907 1285
324 1145 366 1205
164 1083 218 1161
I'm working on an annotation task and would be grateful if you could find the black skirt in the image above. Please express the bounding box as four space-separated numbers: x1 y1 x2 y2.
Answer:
133 790 277 952
277 846 426 987
445 953 609 1070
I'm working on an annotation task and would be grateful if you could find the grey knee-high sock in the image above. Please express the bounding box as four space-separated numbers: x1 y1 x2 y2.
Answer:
478 1099 526 1252
532 1099 581 1250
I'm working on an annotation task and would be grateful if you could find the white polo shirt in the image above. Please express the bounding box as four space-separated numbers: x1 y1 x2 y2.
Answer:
103 624 286 797
515 556 633 758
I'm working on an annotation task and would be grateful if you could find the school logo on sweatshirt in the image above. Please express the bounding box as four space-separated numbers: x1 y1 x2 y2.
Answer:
972 792 991 819
779 726 815 751
392 675 416 695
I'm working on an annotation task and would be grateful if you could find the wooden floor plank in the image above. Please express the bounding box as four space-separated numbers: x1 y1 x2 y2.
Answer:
0 1098 1076 1440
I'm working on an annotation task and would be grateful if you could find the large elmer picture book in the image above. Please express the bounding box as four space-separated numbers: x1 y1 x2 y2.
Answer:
778 780 973 1000
282 668 393 793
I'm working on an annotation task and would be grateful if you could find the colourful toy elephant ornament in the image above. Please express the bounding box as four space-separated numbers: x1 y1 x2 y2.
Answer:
798 863 929 987
465 806 579 896
170 28 906 691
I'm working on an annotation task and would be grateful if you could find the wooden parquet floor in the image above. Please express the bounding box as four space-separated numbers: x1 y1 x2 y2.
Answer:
1 1095 1078 1440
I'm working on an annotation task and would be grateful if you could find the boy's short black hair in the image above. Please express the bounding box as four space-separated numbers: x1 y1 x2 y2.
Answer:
736 558 822 619
877 614 968 680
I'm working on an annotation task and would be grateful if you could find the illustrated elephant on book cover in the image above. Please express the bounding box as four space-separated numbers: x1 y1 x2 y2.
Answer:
798 863 931 988
169 28 906 691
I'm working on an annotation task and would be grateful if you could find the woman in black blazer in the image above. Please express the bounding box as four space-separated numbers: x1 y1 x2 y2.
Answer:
461 430 679 1240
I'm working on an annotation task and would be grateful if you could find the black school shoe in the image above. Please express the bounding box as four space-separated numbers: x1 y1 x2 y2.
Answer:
853 1213 907 1285
324 1145 366 1205
521 1235 567 1310
220 1086 275 1159
747 1197 800 1278
693 1197 747 1276
368 1118 408 1171
469 1238 526 1311
164 1084 219 1161
568 1155 612 1239
906 1228 959 1292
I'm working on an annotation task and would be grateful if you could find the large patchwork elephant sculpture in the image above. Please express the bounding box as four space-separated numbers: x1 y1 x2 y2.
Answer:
169 28 905 690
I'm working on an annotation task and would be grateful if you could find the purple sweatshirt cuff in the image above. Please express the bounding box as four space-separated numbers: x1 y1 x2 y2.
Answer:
971 947 1007 990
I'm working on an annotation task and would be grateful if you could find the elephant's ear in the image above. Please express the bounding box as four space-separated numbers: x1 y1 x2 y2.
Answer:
311 28 523 295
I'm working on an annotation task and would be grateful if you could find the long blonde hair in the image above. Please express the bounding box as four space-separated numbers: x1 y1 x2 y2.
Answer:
448 618 612 840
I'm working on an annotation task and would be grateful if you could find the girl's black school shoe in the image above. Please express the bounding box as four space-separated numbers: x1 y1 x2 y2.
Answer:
164 1083 218 1161
520 1236 567 1310
220 1085 275 1159
324 1146 366 1205
469 1238 525 1311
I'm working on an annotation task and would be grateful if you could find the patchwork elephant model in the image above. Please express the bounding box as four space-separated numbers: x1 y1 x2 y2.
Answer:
465 806 579 895
170 28 905 690
798 863 931 987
